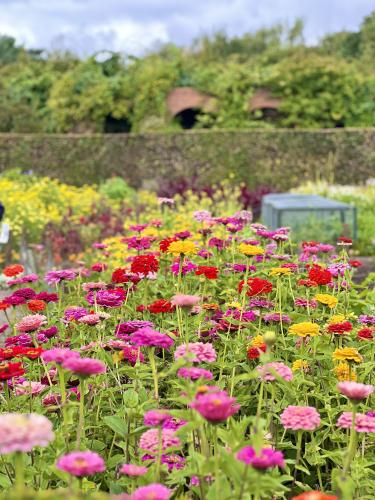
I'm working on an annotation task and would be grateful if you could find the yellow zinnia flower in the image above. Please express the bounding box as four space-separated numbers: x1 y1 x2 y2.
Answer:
315 294 338 309
333 362 357 381
167 240 197 256
329 314 346 324
251 335 264 348
332 347 363 364
292 360 309 372
238 243 264 256
269 267 292 276
289 322 320 337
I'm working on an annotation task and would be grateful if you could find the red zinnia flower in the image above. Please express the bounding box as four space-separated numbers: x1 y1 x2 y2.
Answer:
13 346 44 360
130 255 159 276
111 268 130 284
238 278 273 297
327 321 353 335
0 361 25 380
3 264 24 277
338 236 352 245
0 348 17 361
195 266 218 279
147 299 175 314
349 260 362 268
247 344 267 359
0 301 9 311
297 279 317 287
27 300 46 313
159 237 176 253
308 265 332 286
357 328 373 340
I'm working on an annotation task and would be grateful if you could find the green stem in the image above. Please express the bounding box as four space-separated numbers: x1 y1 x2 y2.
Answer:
149 348 159 404
57 365 68 431
237 465 249 500
293 431 303 486
76 378 86 449
14 452 24 497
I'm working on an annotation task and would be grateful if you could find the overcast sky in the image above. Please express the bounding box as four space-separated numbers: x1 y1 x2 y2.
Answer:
1 0 374 56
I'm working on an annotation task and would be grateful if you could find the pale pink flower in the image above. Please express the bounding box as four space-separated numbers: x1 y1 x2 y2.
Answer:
337 412 375 433
120 463 148 476
78 313 102 326
0 413 54 453
171 294 201 308
257 362 293 382
337 381 374 401
81 281 107 291
15 381 47 397
280 406 321 431
174 342 217 363
16 314 47 333
139 429 181 454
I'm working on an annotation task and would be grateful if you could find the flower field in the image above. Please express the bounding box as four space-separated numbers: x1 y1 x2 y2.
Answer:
0 205 374 500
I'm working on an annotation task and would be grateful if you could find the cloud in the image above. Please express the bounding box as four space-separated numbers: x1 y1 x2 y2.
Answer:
0 0 374 55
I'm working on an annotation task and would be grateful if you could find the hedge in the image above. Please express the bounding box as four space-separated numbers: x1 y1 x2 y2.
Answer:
0 129 374 189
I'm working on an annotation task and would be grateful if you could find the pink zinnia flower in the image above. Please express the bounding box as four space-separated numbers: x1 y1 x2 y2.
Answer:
122 345 145 365
139 429 181 454
81 281 107 291
15 381 47 397
42 348 80 365
257 362 293 382
189 390 240 422
237 446 285 469
130 327 174 349
45 269 77 285
62 357 106 377
177 367 213 380
131 484 172 500
280 405 321 431
171 294 201 308
144 410 172 427
174 342 217 363
0 413 54 453
337 412 375 433
120 463 148 476
337 381 374 401
78 313 102 326
16 314 47 333
56 451 105 476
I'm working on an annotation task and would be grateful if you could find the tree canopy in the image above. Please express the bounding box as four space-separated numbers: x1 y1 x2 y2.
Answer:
1 12 375 132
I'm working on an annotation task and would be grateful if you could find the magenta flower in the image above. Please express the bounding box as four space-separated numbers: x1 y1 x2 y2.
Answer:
13 287 36 299
62 357 106 377
170 260 197 276
122 345 145 365
130 327 174 349
177 367 213 380
139 429 181 454
45 269 77 285
160 454 186 471
0 413 54 453
237 446 285 469
171 294 201 308
144 410 173 427
337 381 374 401
116 320 154 338
16 314 47 333
189 390 240 422
174 342 217 363
86 289 126 308
7 274 38 286
56 451 105 476
120 463 148 476
131 484 172 500
280 405 321 431
263 313 291 323
257 362 293 382
64 306 89 321
42 348 80 365
337 412 375 433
